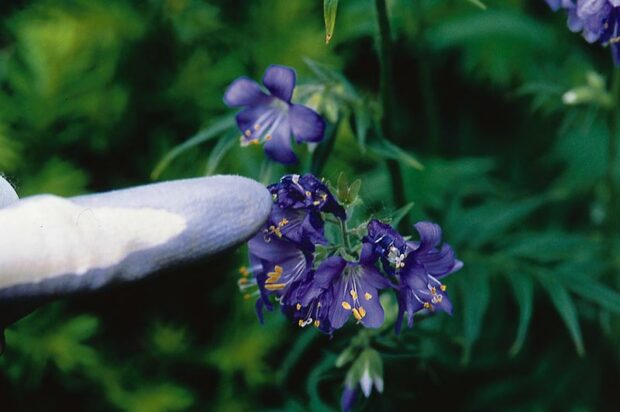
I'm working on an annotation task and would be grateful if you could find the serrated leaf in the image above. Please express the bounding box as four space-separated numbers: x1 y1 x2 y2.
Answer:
368 137 424 171
461 270 491 363
537 273 585 356
506 273 533 356
151 114 235 179
324 0 339 44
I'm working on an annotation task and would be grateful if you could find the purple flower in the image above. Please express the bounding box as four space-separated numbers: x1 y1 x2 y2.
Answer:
362 219 408 273
312 256 390 330
395 221 463 332
267 174 347 248
284 271 335 333
247 230 313 321
224 65 326 164
547 0 620 65
270 174 346 219
341 385 357 412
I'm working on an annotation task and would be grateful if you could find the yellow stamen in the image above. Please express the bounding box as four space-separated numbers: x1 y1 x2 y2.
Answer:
314 320 321 327
243 294 252 300
358 306 366 318
265 134 272 141
341 301 352 310
440 284 447 292
254 124 261 130
423 302 432 309
265 265 283 284
350 290 358 300
239 266 250 276
364 292 372 301
298 320 304 327
296 303 302 310
305 191 312 196
352 308 362 321
265 283 286 291
430 287 437 295
244 129 252 137
238 278 248 285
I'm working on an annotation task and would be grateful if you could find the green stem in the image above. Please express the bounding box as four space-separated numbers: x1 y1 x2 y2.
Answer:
606 68 620 267
259 159 274 185
340 218 352 251
375 0 395 126
374 0 409 228
413 0 441 153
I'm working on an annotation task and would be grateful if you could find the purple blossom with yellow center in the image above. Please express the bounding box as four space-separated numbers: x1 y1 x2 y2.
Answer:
312 256 390 330
546 0 620 64
244 233 313 322
224 65 326 164
395 222 463 332
242 173 345 324
266 173 346 247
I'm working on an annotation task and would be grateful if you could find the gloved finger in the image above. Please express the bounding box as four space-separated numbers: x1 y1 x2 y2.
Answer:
0 175 271 326
0 175 18 208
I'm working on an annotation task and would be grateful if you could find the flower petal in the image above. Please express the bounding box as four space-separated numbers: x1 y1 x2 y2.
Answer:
235 106 275 140
248 230 303 263
263 65 296 102
314 256 346 287
289 104 325 143
413 221 442 254
360 370 373 397
419 244 457 276
329 277 353 329
224 77 270 108
263 118 297 164
341 386 357 412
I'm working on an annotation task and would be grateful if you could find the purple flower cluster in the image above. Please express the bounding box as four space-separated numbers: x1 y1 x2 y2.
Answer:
239 173 463 334
224 65 325 164
546 0 620 64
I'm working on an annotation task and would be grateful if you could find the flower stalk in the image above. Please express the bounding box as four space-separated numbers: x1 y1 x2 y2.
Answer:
606 67 620 267
374 0 409 228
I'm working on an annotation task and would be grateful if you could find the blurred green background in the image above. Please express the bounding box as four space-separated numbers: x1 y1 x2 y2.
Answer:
1 0 620 410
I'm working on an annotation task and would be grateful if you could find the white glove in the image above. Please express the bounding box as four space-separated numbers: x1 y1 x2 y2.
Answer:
0 175 271 333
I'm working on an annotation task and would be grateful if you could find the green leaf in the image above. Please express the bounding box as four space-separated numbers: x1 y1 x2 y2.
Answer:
306 353 338 412
367 137 424 171
467 0 487 10
390 202 415 227
506 273 534 356
151 114 235 179
204 132 237 176
451 197 545 248
352 103 371 149
323 0 339 44
537 273 585 356
461 270 491 364
556 269 620 316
